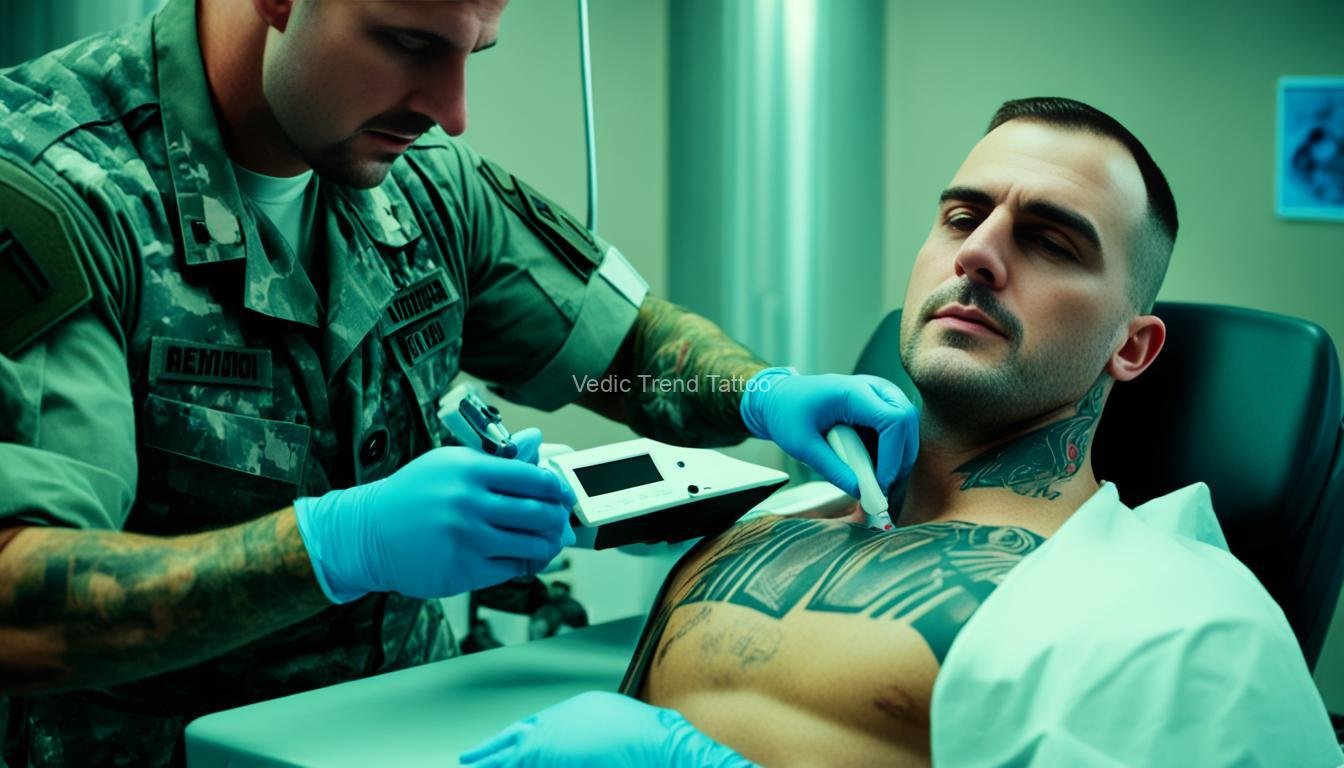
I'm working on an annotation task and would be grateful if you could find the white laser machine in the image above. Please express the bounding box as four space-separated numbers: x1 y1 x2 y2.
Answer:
546 438 789 549
440 384 789 549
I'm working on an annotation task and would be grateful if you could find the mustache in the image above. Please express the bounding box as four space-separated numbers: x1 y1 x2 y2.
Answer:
361 112 436 138
919 280 1021 340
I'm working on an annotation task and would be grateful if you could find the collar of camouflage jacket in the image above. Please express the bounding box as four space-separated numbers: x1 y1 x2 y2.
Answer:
151 0 424 334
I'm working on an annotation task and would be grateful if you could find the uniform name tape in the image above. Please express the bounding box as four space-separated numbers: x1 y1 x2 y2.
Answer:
149 336 273 388
382 269 456 335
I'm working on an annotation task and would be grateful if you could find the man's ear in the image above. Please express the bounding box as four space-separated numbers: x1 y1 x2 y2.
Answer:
252 0 296 32
1105 314 1165 383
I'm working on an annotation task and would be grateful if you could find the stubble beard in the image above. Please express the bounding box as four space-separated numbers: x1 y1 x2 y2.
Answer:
302 136 396 189
902 325 1112 439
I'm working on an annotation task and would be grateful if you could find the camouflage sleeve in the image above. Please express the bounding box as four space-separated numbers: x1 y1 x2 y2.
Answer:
406 135 644 412
0 154 137 531
401 138 766 443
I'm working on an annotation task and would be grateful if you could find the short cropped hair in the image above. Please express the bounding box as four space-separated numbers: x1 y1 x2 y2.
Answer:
987 97 1177 313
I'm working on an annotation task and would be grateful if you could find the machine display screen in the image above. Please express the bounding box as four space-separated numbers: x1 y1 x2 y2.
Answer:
573 454 663 497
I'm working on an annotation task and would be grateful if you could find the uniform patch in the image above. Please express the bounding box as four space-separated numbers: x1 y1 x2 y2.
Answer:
381 269 457 335
149 336 274 388
395 315 452 367
478 159 604 280
0 158 94 357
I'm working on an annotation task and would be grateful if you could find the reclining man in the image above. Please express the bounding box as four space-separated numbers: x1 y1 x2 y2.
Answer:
461 97 1344 767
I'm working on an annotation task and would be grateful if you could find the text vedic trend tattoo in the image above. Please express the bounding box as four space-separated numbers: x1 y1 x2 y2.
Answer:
623 296 769 445
953 376 1107 500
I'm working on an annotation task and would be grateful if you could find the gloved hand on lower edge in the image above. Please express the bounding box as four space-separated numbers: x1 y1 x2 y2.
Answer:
294 427 577 603
740 367 919 497
459 691 756 768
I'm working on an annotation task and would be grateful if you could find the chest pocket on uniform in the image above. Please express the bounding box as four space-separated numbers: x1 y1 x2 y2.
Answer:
380 269 464 447
135 393 311 534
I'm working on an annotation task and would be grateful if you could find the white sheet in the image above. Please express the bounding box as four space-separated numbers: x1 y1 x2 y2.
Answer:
931 482 1342 766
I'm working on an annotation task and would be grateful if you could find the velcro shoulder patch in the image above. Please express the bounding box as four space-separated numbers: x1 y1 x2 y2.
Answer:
478 158 603 280
0 157 93 357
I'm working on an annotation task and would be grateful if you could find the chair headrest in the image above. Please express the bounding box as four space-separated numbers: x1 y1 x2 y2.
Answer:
1094 303 1340 547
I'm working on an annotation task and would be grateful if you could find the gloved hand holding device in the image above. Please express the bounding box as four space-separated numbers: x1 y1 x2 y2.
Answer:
739 367 920 499
460 691 756 768
294 427 576 603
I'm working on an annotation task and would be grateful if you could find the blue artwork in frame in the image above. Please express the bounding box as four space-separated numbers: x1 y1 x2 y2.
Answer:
1277 76 1344 221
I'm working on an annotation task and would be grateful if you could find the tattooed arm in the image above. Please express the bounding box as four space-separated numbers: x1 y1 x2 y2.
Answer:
578 296 769 446
0 508 329 695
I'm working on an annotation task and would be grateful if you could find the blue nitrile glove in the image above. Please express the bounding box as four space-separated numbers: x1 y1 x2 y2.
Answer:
460 691 756 768
740 367 919 497
501 429 563 577
294 427 577 603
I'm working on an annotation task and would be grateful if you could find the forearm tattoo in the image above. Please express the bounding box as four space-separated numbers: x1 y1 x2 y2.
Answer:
953 376 1107 500
622 296 770 446
0 510 329 694
627 515 1043 693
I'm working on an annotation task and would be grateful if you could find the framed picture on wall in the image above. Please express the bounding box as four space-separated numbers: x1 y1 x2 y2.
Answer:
1276 76 1344 221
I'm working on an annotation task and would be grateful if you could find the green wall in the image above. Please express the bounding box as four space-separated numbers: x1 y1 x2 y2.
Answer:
458 0 679 631
882 0 1344 355
462 0 667 451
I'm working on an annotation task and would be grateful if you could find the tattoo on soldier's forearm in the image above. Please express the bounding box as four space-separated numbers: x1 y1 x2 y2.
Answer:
953 376 1108 500
624 296 769 446
657 517 1042 664
0 510 329 694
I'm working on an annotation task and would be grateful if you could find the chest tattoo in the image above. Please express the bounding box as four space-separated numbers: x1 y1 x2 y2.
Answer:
667 518 1044 663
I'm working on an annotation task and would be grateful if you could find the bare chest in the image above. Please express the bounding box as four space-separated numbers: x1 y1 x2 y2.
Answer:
639 517 1045 765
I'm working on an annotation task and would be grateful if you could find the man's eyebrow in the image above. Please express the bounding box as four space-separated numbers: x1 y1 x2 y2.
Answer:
939 186 1101 251
381 26 499 54
1023 200 1101 252
939 186 995 209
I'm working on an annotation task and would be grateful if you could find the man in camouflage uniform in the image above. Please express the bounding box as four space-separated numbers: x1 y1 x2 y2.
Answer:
0 1 919 765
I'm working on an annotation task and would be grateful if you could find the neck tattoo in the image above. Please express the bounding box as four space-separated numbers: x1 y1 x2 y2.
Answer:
952 377 1107 500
